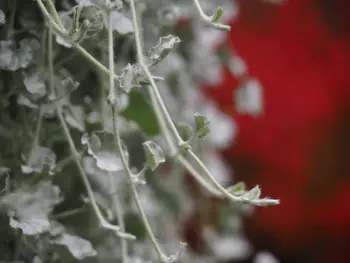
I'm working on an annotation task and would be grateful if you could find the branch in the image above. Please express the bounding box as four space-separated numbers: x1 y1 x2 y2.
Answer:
191 0 231 31
127 0 279 207
48 28 135 241
106 6 169 262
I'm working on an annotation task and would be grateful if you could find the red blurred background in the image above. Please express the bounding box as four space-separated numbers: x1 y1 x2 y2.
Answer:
183 0 350 262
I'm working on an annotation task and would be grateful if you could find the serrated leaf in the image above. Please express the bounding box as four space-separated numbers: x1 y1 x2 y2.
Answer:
117 64 164 93
51 233 97 259
143 141 165 171
121 63 136 93
241 186 261 201
148 35 181 66
194 113 210 139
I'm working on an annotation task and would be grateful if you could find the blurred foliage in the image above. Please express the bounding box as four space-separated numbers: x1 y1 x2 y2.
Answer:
0 0 258 262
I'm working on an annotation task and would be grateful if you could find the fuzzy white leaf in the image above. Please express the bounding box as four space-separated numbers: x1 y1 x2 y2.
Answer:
51 233 97 259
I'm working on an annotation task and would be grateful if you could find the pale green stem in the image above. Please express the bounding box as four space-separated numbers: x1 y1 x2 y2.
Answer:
128 0 182 153
186 150 279 205
36 0 67 34
7 0 17 38
48 28 135 239
106 10 128 263
36 0 162 92
38 0 278 211
106 6 168 261
45 0 65 29
111 109 168 261
191 0 231 31
53 206 86 220
128 0 278 206
175 155 223 196
108 173 128 263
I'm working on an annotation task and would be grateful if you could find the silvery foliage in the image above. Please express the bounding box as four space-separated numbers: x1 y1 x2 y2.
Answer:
0 0 278 262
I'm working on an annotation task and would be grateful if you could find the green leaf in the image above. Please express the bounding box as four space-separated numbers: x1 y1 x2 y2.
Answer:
226 182 246 195
124 212 146 240
194 112 210 139
143 140 165 171
211 7 224 22
120 90 160 136
176 122 193 142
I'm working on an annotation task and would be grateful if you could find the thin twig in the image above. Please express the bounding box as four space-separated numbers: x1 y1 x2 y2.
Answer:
111 108 169 261
186 150 279 205
127 0 278 206
45 0 65 29
191 0 231 31
53 206 86 220
108 173 128 263
36 0 162 93
106 5 169 261
106 10 128 263
128 0 182 155
7 0 18 38
35 0 67 34
48 28 135 240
